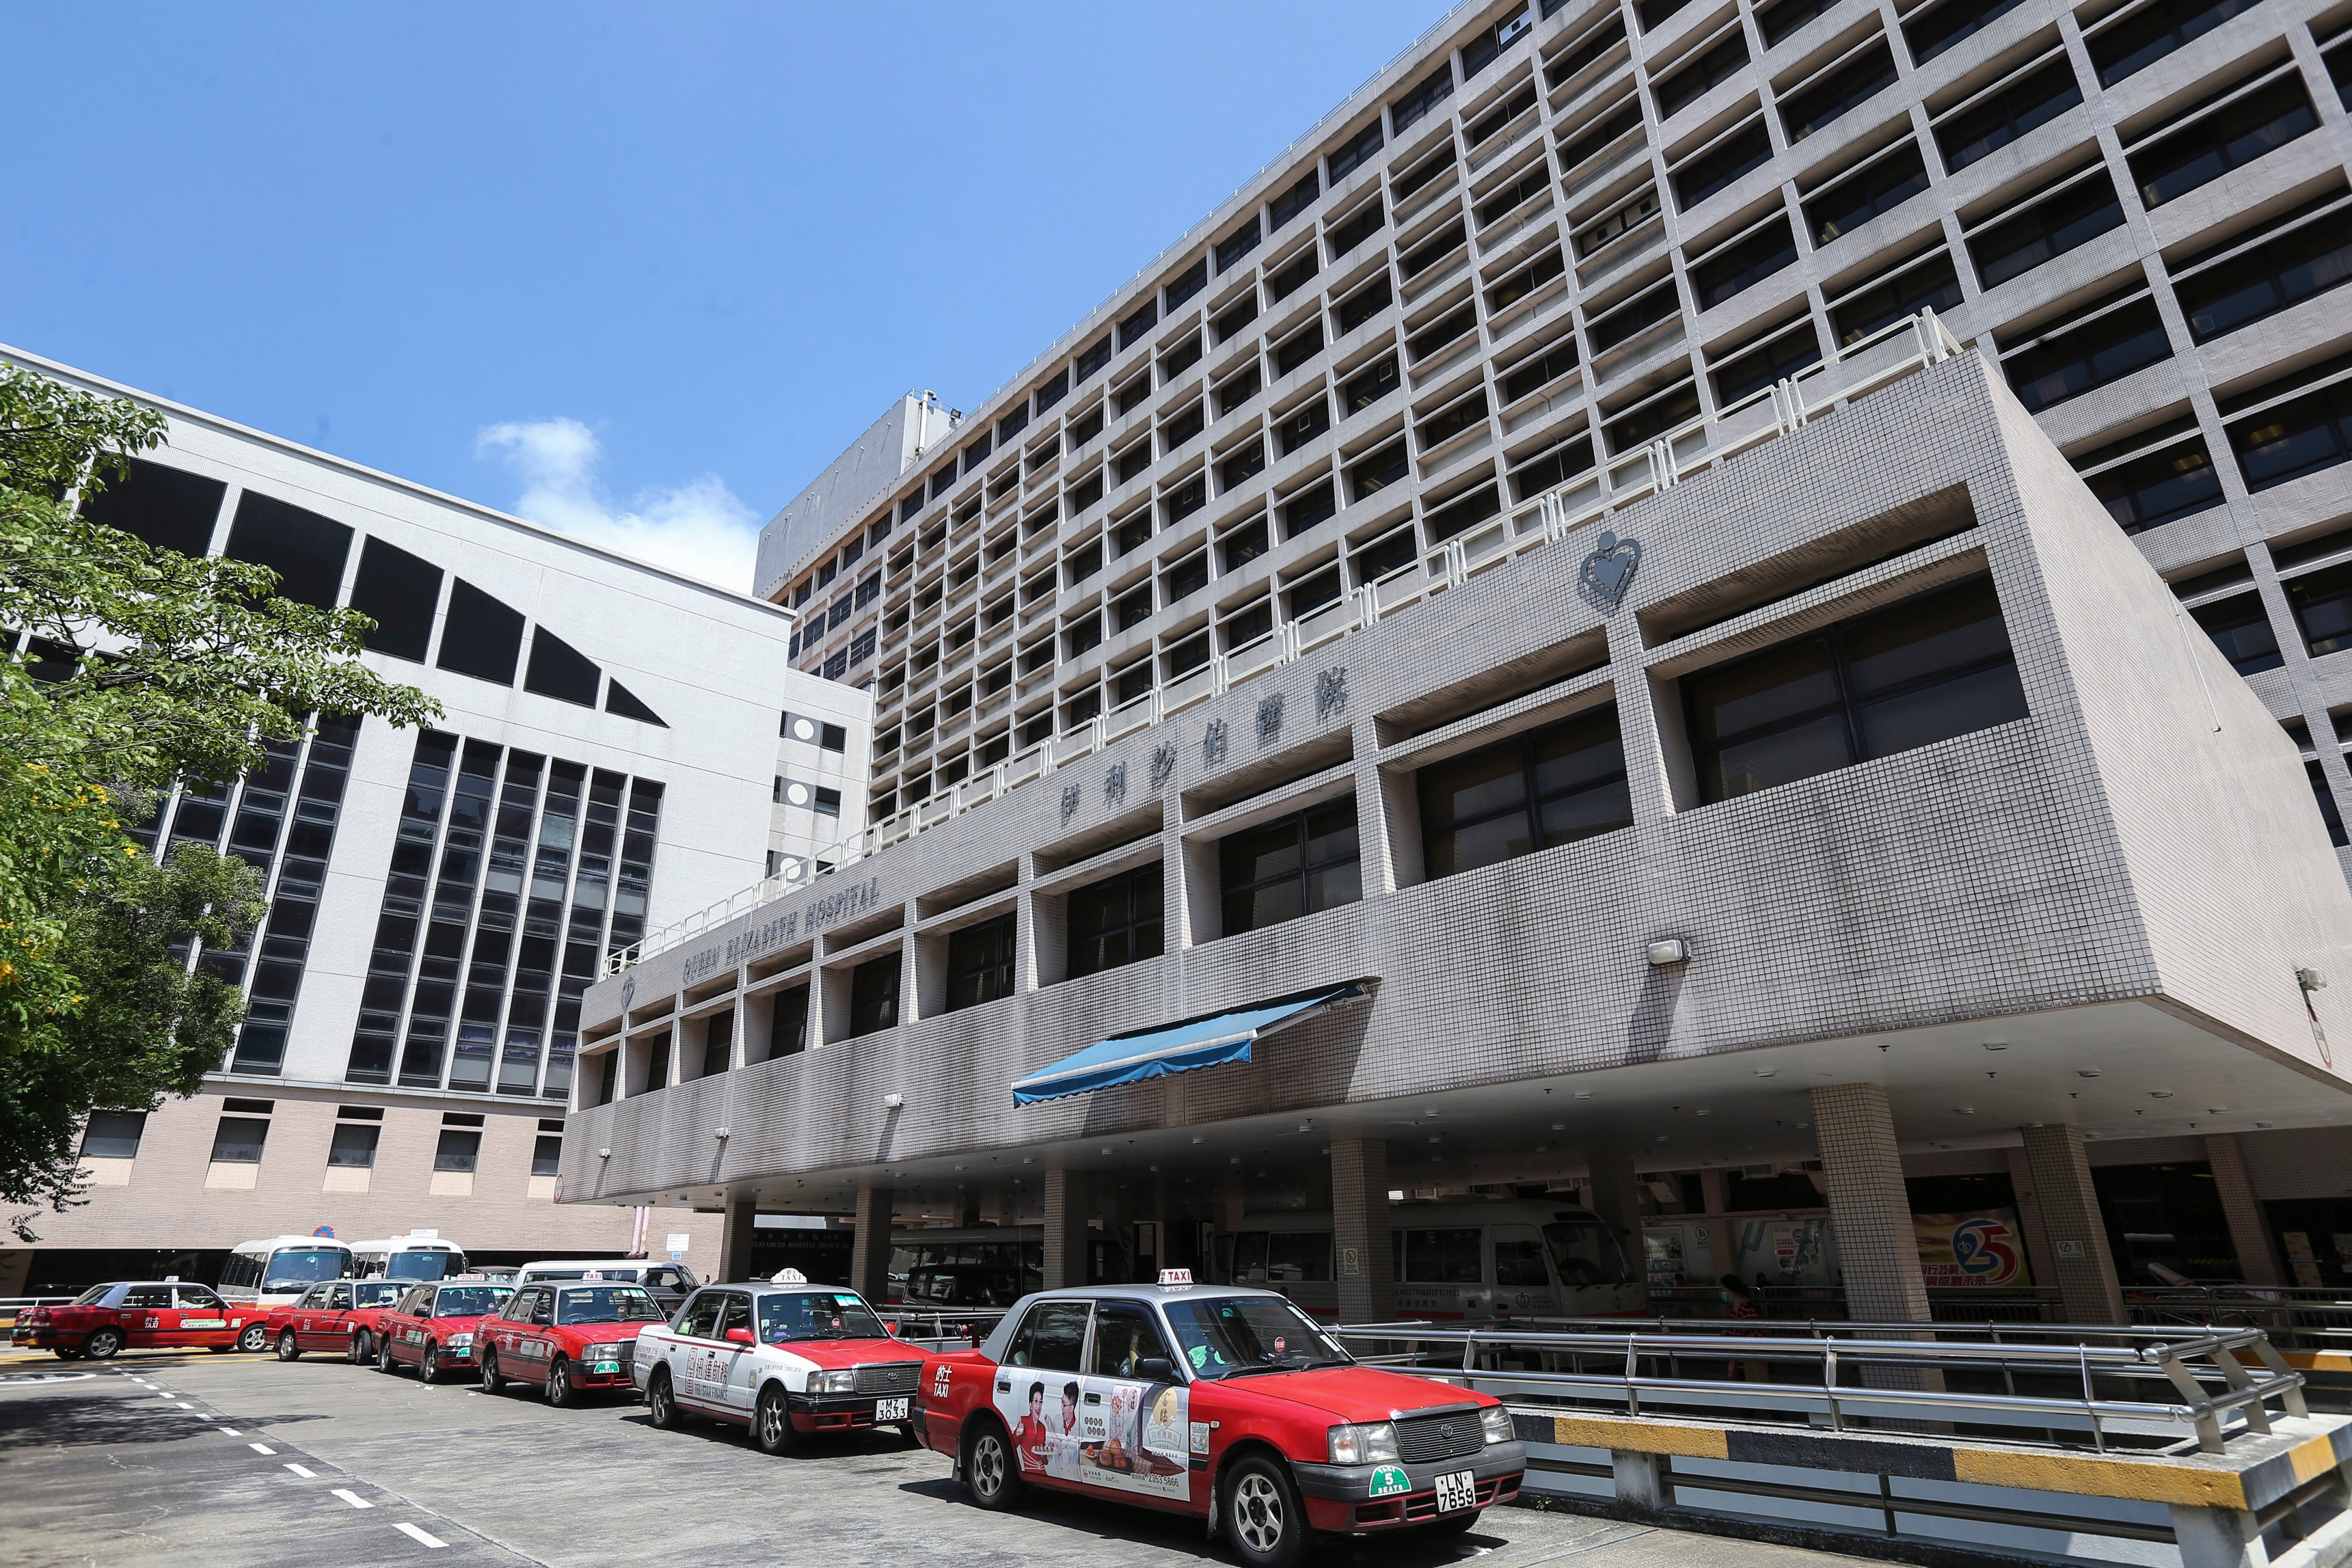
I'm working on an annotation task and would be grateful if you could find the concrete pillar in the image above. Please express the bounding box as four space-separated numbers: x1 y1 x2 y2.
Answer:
1042 1168 1088 1289
2002 1144 2063 1300
1699 1168 1729 1215
2167 1503 2270 1568
1582 1155 1651 1307
2018 1124 2127 1324
2204 1134 2284 1288
1332 1139 1396 1323
1612 1449 1670 1512
1809 1083 1930 1324
848 1184 894 1303
719 1195 758 1284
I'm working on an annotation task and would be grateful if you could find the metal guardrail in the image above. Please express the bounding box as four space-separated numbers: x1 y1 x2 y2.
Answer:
2125 1287 2352 1356
878 1306 1009 1353
1330 1315 2307 1454
603 309 1969 978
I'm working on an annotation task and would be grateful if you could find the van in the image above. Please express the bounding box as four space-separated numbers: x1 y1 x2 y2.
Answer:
513 1260 699 1312
1215 1202 1643 1320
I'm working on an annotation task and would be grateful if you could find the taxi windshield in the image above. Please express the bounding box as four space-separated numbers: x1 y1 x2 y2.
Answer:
430 1286 512 1318
262 1250 349 1291
557 1287 665 1326
354 1283 406 1308
1160 1295 1351 1380
758 1291 888 1343
74 1285 112 1306
387 1249 459 1281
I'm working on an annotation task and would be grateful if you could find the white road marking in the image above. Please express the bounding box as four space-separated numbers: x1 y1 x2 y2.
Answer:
175 1401 194 1408
157 1392 176 1398
284 1462 318 1478
218 1428 241 1436
248 1442 276 1455
331 1489 374 1509
392 1523 447 1549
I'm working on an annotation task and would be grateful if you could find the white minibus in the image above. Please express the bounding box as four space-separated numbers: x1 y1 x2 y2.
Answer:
350 1234 469 1282
217 1234 357 1349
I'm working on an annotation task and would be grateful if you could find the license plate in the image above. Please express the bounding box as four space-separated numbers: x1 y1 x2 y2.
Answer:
1434 1470 1477 1513
592 1362 620 1375
875 1397 910 1422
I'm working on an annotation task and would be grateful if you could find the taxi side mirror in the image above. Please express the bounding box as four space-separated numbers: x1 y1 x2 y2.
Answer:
725 1326 754 1345
1137 1357 1176 1382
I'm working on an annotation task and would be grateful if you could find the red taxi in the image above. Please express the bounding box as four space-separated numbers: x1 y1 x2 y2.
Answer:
265 1279 410 1363
631 1271 924 1454
478 1280 668 1405
12 1281 255 1360
372 1280 515 1381
916 1277 1524 1567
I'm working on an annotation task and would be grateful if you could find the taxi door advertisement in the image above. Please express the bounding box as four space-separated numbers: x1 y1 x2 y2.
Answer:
997 1376 1189 1501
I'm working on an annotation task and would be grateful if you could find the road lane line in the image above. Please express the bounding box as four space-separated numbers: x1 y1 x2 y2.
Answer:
218 1428 241 1436
392 1523 447 1549
331 1489 374 1509
175 1401 194 1408
285 1462 318 1478
248 1442 276 1455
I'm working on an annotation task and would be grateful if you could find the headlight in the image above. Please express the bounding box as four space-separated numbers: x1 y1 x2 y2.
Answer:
810 1369 858 1395
447 1333 473 1349
1480 1405 1513 1444
588 1342 625 1360
1327 1422 1399 1465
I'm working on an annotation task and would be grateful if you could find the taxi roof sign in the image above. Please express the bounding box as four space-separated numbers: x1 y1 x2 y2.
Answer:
1157 1268 1195 1288
771 1267 808 1284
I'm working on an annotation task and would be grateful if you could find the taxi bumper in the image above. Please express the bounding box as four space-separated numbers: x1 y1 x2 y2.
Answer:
1292 1443 1525 1532
10 1327 66 1348
785 1389 916 1431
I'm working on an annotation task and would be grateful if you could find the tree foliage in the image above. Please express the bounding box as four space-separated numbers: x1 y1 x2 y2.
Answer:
0 364 438 1233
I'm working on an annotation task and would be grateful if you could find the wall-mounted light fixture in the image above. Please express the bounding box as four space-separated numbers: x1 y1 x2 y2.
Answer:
883 1094 903 1110
1646 938 1689 966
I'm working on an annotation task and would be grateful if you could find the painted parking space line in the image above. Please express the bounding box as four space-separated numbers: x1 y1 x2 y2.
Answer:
285 1462 318 1478
248 1442 276 1455
331 1489 374 1509
392 1522 447 1549
174 1401 194 1408
219 1428 241 1436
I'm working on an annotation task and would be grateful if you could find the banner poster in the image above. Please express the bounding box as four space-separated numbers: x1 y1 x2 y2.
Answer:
1913 1210 2030 1288
1733 1216 1835 1287
998 1375 1189 1502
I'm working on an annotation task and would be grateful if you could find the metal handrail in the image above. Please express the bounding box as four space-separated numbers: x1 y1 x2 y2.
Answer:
603 310 1969 978
1329 1313 2306 1454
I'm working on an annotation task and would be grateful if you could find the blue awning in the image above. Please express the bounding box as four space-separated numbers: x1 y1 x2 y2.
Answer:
1011 982 1366 1106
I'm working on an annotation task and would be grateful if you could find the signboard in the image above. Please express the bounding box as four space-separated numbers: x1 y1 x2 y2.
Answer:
1913 1210 2030 1288
1641 1221 1715 1287
1732 1216 1836 1287
665 1233 691 1254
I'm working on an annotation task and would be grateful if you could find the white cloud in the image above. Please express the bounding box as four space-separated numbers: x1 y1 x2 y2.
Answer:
476 417 758 593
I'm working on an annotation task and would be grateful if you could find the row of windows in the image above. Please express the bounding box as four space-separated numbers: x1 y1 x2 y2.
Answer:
83 1106 566 1179
607 573 2027 1101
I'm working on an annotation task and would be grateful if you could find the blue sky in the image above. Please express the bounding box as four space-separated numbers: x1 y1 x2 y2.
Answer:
11 2 1447 590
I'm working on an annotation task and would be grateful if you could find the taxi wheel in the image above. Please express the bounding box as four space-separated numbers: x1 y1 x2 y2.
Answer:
481 1349 504 1395
546 1358 575 1409
276 1330 302 1362
83 1328 123 1361
1222 1455 1311 1568
349 1333 370 1365
52 1347 83 1361
420 1343 442 1383
646 1369 683 1430
237 1323 269 1354
376 1337 398 1376
961 1419 1024 1511
754 1384 795 1455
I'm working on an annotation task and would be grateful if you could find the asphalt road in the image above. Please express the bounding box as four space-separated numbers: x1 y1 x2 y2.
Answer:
0 1345 1880 1568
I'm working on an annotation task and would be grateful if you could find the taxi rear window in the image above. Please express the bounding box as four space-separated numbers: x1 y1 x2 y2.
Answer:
355 1283 405 1307
431 1287 513 1317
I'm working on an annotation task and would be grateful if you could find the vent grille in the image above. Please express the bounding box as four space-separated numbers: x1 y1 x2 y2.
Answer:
1393 1410 1483 1465
856 1361 922 1395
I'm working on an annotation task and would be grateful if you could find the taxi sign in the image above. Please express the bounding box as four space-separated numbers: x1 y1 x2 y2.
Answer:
771 1267 808 1284
1157 1268 1194 1288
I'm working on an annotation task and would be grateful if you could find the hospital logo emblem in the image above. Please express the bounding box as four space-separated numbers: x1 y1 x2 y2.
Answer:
1579 530 1642 609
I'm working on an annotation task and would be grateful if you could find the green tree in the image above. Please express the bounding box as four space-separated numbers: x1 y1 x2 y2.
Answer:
0 364 438 1233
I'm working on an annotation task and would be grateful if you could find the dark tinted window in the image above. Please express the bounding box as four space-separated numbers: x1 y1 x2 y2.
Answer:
1220 798 1361 936
849 955 899 1037
2088 0 2259 86
225 491 353 608
1419 705 1633 878
1804 144 1929 245
946 913 1017 1011
1005 1300 1091 1371
80 457 224 557
1935 59 2083 173
2130 76 2316 208
2192 591 2284 673
2175 210 2352 343
605 679 667 727
524 628 601 706
2288 563 2352 660
2085 437 2222 533
437 580 526 685
348 536 443 662
1779 41 1897 144
1967 171 2126 288
1068 863 1164 980
2002 296 2169 412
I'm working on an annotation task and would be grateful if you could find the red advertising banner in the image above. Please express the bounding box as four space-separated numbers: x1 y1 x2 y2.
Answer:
1913 1210 2030 1288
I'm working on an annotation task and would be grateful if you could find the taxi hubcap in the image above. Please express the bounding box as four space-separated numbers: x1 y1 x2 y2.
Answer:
1235 1475 1284 1551
974 1435 1005 1494
760 1401 782 1443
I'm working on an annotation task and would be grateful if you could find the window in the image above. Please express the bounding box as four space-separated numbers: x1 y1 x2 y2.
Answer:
1419 391 1489 447
1831 251 1964 345
2175 208 2352 343
1905 0 2027 65
1418 706 1633 879
1219 799 1361 936
1165 476 1207 524
945 913 1017 1011
1391 64 1455 134
1577 186 1662 259
1477 167 1549 232
1424 483 1501 543
1270 170 1320 230
1165 258 1209 311
1034 368 1070 415
1221 440 1267 491
1221 516 1270 573
1213 294 1260 345
349 537 443 662
1327 120 1385 183
1683 574 2027 803
1354 523 1419 583
1117 443 1152 484
1511 427 1596 498
2087 0 2260 87
1563 102 1643 177
1005 1300 1091 1370
998 404 1030 443
1471 83 1539 148
1462 4 1531 78
2000 291 2169 412
1402 221 1466 280
1349 441 1409 500
1215 220 1262 275
528 1133 561 1176
1284 481 1337 535
1162 403 1205 451
2079 431 2222 533
524 628 600 708
699 1013 733 1078
1277 397 1331 457
1804 143 1929 245
849 955 899 1037
1165 550 1210 603
1268 249 1319 303
767 985 810 1059
79 455 226 557
1968 169 2126 288
1216 365 1262 418
1076 336 1113 381
1161 334 1203 379
814 786 842 817
2289 563 2352 660
1639 0 1690 29
2311 760 2349 847
2191 592 2284 673
1779 41 1897 144
1344 356 1400 414
1119 301 1159 351
1590 281 1679 352
437 580 526 685
1288 562 1343 617
2228 369 2352 491
79 1111 146 1160
1408 302 1478 362
1503 337 1582 403
210 1115 269 1164
1655 32 1750 119
1328 200 1384 258
327 1123 380 1168
1489 250 1564 312
224 491 353 610
1713 322 1822 403
1691 213 1798 308
1276 323 1325 376
1090 1300 1177 1378
2130 76 2317 208
1756 0 1836 45
1936 59 2083 172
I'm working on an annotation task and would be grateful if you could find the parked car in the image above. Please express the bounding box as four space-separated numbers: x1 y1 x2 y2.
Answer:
478 1281 667 1405
264 1279 410 1362
914 1277 1525 1567
373 1280 515 1381
11 1281 255 1360
513 1260 698 1313
631 1272 921 1453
